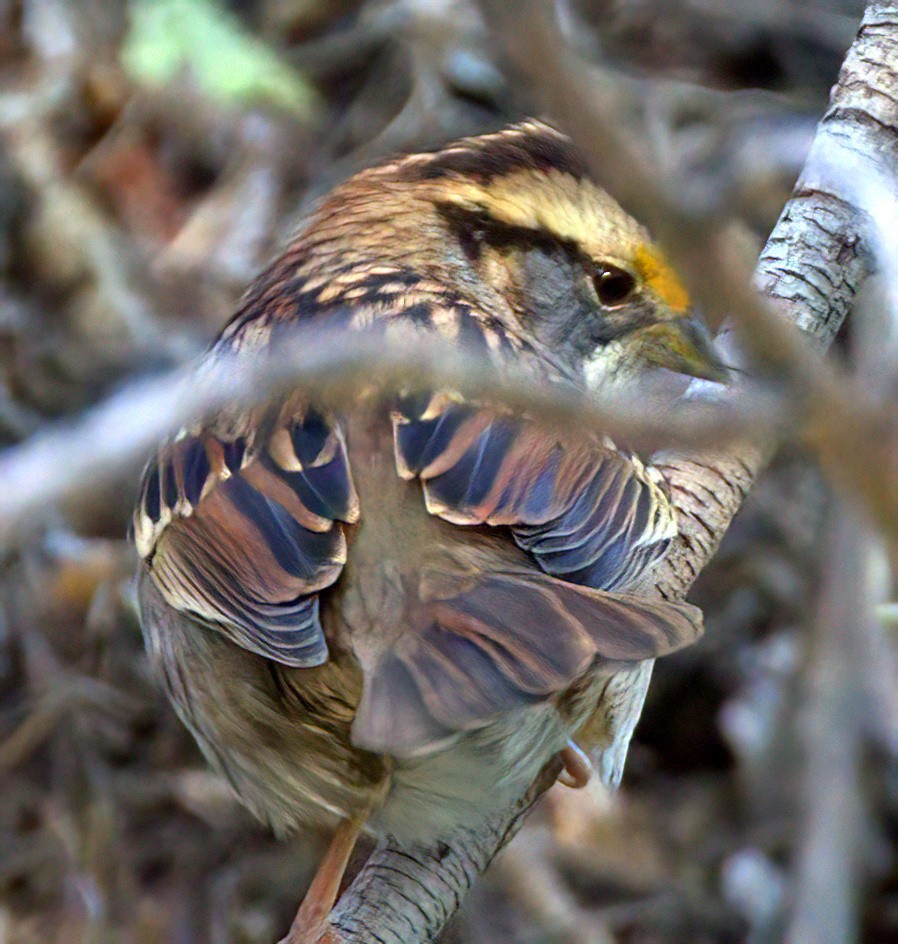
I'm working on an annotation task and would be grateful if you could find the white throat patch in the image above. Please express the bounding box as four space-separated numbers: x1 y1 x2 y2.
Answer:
583 340 641 394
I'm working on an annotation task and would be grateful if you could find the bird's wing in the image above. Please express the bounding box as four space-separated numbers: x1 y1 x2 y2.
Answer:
392 392 677 590
352 569 701 755
134 404 358 667
130 270 508 674
350 387 702 757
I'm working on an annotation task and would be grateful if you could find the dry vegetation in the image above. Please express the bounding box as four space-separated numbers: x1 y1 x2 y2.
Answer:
1 2 896 943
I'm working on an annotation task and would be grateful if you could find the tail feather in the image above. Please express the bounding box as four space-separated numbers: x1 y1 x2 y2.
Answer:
351 570 702 757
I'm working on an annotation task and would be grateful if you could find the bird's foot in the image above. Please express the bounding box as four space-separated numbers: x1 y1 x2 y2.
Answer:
557 740 593 789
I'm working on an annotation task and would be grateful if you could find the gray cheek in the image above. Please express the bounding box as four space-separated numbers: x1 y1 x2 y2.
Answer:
515 249 595 343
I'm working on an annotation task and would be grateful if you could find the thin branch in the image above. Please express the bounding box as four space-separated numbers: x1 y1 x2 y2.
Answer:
476 0 898 570
785 162 898 941
785 502 872 944
0 4 892 942
0 329 770 545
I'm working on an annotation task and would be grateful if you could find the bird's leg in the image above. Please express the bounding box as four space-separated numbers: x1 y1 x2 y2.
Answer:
557 740 593 789
281 816 365 944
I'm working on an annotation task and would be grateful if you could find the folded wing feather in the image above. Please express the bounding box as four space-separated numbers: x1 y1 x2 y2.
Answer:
134 407 358 667
348 387 703 756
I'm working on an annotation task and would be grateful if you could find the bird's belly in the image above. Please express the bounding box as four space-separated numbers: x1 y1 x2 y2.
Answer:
138 571 387 836
365 662 612 843
143 565 609 844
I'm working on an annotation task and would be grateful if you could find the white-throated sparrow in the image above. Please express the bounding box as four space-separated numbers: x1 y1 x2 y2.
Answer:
133 121 724 941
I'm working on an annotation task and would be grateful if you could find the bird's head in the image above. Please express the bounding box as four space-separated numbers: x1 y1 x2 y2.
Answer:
348 121 727 389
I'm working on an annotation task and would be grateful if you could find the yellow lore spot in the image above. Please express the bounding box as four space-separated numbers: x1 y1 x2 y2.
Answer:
633 244 690 314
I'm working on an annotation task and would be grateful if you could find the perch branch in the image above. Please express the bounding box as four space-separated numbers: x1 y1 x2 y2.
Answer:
318 3 898 943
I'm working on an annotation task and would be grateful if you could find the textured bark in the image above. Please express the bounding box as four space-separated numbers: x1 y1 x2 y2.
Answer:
319 4 897 942
328 760 562 943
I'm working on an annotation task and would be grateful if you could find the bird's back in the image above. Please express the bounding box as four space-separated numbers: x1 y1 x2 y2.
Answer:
133 122 711 843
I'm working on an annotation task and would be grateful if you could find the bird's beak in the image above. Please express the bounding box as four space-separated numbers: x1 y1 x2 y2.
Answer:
635 314 729 383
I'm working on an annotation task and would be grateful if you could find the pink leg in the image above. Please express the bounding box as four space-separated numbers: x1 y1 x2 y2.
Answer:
557 740 593 789
280 817 363 944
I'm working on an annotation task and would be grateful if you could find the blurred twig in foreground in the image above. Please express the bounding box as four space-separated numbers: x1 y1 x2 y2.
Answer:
0 327 773 546
0 3 896 944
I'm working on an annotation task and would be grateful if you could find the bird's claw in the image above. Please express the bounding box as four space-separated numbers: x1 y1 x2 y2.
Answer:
557 740 593 789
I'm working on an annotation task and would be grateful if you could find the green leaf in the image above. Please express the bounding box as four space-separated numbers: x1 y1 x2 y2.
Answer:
123 0 316 116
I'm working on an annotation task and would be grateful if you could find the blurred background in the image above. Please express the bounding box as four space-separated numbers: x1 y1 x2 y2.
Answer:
1 1 894 942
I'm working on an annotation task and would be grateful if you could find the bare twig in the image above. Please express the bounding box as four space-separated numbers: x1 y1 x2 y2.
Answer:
0 4 894 942
477 0 898 566
0 329 770 545
785 144 898 939
785 503 872 944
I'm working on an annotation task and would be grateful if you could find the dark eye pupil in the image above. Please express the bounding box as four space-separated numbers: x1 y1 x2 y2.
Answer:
594 267 636 306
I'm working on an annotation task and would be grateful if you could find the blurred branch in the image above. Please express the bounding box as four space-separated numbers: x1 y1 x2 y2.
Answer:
0 3 895 943
0 329 771 546
0 78 196 371
476 0 898 571
319 3 898 944
785 504 871 944
784 187 898 942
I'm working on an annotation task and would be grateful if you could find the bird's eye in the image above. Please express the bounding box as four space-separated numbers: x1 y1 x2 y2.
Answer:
593 266 637 307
